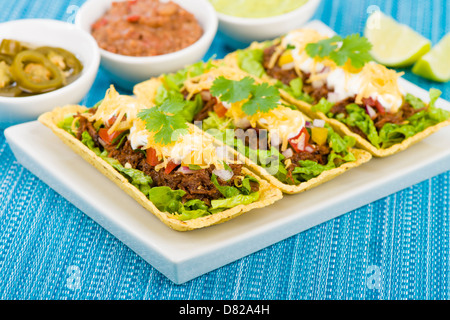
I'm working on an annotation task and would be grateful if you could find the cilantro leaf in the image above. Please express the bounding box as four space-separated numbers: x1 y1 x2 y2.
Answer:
305 35 341 58
329 34 373 68
138 98 189 145
306 33 373 69
210 77 281 116
158 97 185 114
242 82 280 115
210 76 255 103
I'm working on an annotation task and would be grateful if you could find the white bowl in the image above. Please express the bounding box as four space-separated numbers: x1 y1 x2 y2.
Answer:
215 0 322 47
75 0 218 91
0 19 100 128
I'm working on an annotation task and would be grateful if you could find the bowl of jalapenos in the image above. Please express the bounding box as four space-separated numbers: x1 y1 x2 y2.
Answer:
0 19 100 128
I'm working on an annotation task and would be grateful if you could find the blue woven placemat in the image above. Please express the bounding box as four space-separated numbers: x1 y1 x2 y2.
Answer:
0 0 449 300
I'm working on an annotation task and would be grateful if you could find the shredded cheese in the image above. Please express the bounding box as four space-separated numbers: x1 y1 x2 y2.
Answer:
356 62 405 108
280 28 406 113
85 85 148 135
183 66 259 100
133 78 163 107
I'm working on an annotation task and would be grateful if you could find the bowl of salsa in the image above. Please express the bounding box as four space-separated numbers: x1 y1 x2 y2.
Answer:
75 0 218 91
209 0 321 47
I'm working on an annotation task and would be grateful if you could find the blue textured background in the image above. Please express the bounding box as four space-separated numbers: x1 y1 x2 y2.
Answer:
1 0 449 300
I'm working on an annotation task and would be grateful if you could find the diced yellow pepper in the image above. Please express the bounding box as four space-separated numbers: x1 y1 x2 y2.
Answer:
278 50 294 67
311 127 329 146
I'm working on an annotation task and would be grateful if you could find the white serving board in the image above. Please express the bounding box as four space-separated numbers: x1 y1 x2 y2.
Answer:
5 21 450 284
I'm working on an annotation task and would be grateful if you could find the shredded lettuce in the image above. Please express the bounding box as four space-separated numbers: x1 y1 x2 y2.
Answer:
275 79 315 104
293 152 352 181
102 157 153 196
311 97 335 115
61 109 261 221
210 192 260 212
327 125 356 153
147 187 186 214
237 48 266 78
57 115 76 136
81 131 102 156
202 111 235 132
337 103 381 148
318 90 449 149
211 173 241 198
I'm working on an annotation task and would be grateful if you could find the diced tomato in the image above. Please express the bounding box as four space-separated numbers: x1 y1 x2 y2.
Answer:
374 100 386 115
107 114 127 126
164 161 179 174
363 97 385 115
214 102 228 118
107 116 117 126
98 128 123 145
127 14 140 23
92 18 107 30
146 148 160 166
289 127 312 153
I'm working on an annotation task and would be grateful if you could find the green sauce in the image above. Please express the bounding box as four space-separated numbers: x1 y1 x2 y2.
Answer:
209 0 309 18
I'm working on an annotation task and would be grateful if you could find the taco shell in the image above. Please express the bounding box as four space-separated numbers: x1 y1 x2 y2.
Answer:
38 105 283 232
224 45 450 158
207 128 372 195
284 98 450 158
134 69 373 195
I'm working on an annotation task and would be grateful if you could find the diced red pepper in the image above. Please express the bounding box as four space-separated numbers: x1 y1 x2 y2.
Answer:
127 14 141 23
107 115 118 126
98 128 123 145
214 102 228 118
289 127 312 153
107 114 127 126
146 148 160 166
164 160 179 174
92 18 107 30
363 97 385 115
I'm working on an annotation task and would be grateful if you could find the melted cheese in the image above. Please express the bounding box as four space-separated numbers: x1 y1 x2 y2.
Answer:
86 85 148 134
356 62 405 112
281 29 406 113
226 102 306 152
87 85 226 171
129 121 225 171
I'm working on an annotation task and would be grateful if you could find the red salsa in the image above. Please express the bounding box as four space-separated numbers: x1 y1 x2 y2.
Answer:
91 0 203 57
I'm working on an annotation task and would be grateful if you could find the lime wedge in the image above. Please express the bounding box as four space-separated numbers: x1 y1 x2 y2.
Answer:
364 12 431 68
412 33 450 82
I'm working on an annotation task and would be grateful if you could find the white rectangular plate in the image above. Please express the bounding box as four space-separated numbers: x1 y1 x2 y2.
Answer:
5 21 450 284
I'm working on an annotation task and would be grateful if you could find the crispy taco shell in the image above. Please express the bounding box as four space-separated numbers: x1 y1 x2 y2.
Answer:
134 69 373 195
210 132 372 194
282 95 450 158
224 47 450 158
38 105 283 232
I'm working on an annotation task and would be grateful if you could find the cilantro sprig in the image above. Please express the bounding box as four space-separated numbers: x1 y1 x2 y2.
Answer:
305 34 373 69
210 76 281 116
138 98 188 145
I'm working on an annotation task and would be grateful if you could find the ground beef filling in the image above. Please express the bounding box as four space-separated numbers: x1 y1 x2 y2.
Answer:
192 91 333 183
91 0 203 57
75 116 258 206
235 126 331 182
262 45 426 141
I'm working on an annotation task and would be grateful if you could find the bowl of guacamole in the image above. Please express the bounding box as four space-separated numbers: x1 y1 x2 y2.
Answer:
209 0 321 46
210 0 309 19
